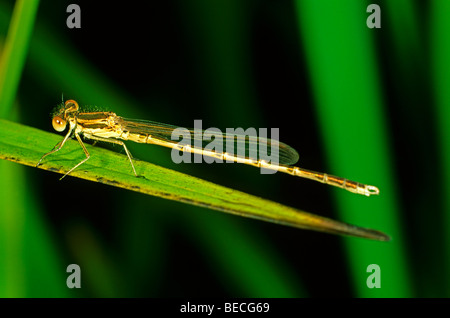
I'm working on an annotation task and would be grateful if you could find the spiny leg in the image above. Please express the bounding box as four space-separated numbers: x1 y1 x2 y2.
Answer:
36 127 73 167
60 131 90 180
87 135 138 176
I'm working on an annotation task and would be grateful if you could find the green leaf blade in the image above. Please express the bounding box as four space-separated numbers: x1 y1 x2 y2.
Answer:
0 118 390 241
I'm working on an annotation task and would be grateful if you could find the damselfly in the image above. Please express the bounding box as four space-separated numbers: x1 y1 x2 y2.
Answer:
37 100 379 196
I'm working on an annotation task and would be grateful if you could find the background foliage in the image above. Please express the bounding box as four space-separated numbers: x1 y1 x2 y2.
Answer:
0 0 447 297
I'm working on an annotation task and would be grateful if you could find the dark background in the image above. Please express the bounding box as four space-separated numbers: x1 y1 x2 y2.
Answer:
0 0 447 298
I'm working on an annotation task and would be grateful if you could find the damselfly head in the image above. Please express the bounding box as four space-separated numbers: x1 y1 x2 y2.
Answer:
49 99 79 132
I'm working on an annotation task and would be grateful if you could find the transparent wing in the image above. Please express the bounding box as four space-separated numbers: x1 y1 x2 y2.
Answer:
118 117 300 165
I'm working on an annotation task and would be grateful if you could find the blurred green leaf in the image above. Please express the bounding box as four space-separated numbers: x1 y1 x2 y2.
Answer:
0 0 39 117
295 0 411 297
431 0 450 297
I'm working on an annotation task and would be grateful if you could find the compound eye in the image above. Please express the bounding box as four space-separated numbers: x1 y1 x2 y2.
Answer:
52 116 67 132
